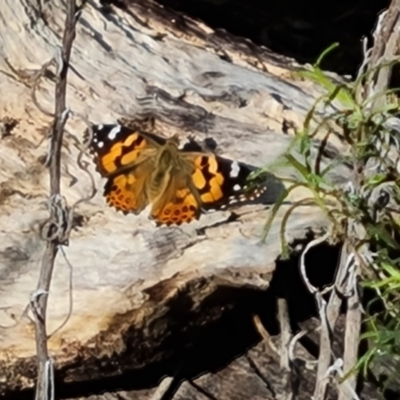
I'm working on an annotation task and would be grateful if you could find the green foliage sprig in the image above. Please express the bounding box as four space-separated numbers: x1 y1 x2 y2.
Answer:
253 43 400 386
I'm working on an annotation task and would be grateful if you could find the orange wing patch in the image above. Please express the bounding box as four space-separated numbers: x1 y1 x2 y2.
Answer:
192 155 224 204
104 172 146 214
151 187 200 226
101 133 146 174
97 133 148 175
189 153 268 211
85 125 162 177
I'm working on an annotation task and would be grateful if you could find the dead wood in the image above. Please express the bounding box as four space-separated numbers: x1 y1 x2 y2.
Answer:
0 0 396 398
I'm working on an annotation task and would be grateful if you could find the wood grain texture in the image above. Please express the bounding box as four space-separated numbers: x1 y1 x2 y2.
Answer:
0 0 351 394
72 317 380 400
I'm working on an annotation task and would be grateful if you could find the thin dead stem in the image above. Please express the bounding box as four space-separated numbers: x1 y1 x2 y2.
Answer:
299 233 333 400
363 0 400 108
47 246 74 338
32 2 85 400
253 314 279 355
278 298 291 372
289 329 317 369
277 298 295 400
327 240 362 400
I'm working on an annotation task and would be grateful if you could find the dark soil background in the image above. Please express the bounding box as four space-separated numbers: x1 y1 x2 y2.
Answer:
153 0 390 76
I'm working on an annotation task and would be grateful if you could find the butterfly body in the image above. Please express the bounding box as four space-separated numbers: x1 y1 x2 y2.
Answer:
148 137 192 199
85 124 267 226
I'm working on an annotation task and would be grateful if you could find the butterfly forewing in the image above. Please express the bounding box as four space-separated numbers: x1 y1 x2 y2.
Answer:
184 152 267 211
86 124 164 176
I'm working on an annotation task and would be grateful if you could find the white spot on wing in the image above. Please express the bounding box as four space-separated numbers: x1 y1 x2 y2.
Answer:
178 137 190 150
97 141 104 148
97 124 104 130
108 125 121 141
230 161 240 178
233 184 241 191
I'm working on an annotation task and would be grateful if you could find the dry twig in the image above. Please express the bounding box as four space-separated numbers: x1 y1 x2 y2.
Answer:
362 0 400 107
337 244 361 400
299 233 333 400
277 298 295 400
253 314 279 355
31 2 85 399
288 329 317 370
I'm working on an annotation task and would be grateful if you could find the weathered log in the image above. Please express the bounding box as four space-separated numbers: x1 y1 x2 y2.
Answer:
0 0 360 397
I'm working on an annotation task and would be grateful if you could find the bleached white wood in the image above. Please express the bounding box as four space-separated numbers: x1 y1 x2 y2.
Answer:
0 0 349 391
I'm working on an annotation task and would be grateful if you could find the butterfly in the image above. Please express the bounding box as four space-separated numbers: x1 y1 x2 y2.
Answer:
84 124 268 226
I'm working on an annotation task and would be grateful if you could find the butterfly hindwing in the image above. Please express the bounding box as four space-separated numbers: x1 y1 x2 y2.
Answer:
150 173 201 226
103 163 151 215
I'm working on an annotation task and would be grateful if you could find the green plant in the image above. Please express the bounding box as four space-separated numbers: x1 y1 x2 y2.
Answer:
253 43 400 393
